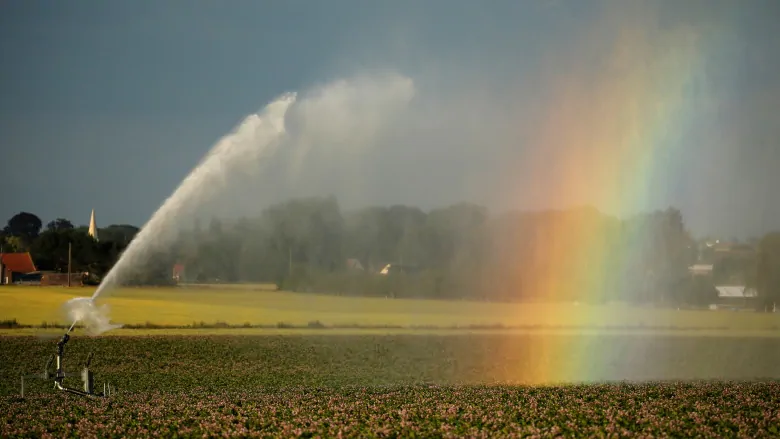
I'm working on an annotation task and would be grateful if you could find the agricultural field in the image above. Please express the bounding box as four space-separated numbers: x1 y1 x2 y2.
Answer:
3 285 780 332
2 286 780 436
2 334 780 437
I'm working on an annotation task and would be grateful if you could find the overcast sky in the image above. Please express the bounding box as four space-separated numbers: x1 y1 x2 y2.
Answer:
1 0 778 239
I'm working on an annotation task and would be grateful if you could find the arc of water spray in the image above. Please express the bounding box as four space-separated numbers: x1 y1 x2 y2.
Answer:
64 73 416 334
63 92 298 335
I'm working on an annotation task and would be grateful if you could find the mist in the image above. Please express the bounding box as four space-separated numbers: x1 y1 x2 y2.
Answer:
182 8 779 241
88 0 780 308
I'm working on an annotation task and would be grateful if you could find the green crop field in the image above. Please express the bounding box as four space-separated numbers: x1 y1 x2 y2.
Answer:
2 334 780 437
2 285 780 334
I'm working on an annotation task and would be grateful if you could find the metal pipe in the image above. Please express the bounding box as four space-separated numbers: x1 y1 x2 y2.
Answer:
38 327 111 399
82 368 94 394
45 355 54 379
54 380 96 398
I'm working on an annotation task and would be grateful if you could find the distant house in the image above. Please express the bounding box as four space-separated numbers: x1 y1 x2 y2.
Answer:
345 258 365 271
688 264 714 276
172 263 186 282
0 252 37 284
715 285 757 298
711 285 758 310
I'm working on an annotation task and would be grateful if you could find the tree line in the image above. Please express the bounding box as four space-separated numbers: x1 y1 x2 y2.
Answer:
1 212 138 283
2 198 779 308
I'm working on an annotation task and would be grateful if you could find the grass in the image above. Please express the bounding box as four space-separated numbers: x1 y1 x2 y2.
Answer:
1 285 780 333
1 334 779 436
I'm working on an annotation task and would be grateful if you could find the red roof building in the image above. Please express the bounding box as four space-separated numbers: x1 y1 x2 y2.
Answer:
1 252 37 284
172 263 185 282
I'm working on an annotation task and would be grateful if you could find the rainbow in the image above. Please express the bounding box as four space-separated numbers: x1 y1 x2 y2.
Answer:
498 8 722 384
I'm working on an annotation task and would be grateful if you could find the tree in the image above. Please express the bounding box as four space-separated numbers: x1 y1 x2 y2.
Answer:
4 212 42 249
30 228 99 273
713 254 755 286
193 217 240 282
343 206 421 271
756 232 780 312
46 218 74 231
17 197 702 303
683 276 719 306
99 224 139 244
93 239 129 276
1 235 24 252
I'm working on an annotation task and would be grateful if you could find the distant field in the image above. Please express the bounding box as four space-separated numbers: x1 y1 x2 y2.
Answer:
176 282 278 291
1 285 780 333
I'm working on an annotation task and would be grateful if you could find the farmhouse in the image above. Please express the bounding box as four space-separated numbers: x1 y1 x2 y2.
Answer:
0 252 37 284
711 285 758 310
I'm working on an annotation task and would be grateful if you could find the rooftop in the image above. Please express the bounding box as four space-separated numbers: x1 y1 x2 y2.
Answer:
0 252 37 273
715 285 757 298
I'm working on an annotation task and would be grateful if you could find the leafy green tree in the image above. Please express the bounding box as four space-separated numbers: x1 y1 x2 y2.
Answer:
30 229 98 272
683 276 719 306
4 212 42 250
99 224 139 244
713 255 755 286
46 218 74 231
19 197 705 303
2 235 24 252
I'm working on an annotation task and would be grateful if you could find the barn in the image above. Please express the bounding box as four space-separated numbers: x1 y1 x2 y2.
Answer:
0 252 37 284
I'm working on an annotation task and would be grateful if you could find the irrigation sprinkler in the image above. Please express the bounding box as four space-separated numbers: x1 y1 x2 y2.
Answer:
20 325 114 399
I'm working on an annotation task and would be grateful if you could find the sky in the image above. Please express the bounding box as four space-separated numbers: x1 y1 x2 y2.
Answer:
1 0 779 239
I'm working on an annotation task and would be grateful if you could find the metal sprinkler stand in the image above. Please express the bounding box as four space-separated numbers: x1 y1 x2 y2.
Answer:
20 330 113 399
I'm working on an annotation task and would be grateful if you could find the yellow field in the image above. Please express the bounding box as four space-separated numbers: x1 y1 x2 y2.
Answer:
1 285 780 334
4 326 780 338
2 285 780 334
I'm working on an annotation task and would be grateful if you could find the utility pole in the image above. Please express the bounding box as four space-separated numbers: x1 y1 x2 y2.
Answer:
67 242 72 287
288 246 292 276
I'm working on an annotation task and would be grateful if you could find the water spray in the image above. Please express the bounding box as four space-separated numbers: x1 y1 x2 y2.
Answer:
90 92 297 303
32 90 298 400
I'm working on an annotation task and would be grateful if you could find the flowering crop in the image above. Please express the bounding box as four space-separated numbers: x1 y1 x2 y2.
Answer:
2 383 779 437
1 335 779 437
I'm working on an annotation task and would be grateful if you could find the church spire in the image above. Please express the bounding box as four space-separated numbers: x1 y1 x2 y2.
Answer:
88 209 99 241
